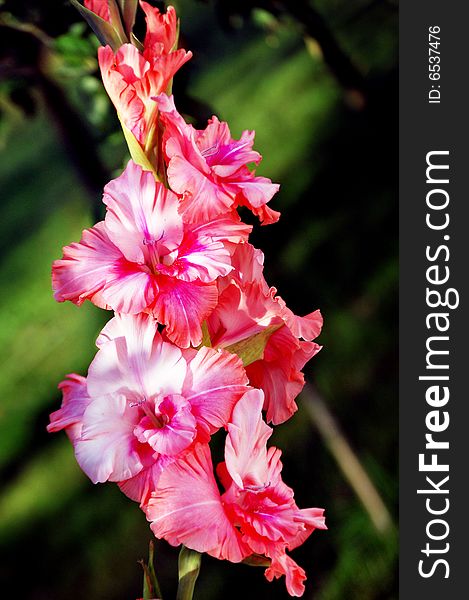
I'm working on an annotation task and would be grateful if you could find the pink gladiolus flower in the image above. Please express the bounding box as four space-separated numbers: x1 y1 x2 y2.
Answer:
98 4 191 145
48 313 250 505
52 161 251 348
146 389 326 597
207 242 322 424
155 94 281 224
139 2 179 54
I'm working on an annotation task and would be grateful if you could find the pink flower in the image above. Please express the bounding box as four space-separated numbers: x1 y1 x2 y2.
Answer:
155 94 281 224
207 243 323 424
99 45 191 146
52 161 251 348
48 313 250 505
140 2 179 54
98 4 190 146
146 389 326 596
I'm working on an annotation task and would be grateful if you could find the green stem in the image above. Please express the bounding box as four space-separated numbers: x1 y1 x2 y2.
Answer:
176 546 202 600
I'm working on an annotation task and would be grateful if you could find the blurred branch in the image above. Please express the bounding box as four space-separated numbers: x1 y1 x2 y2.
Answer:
302 383 394 536
0 11 53 46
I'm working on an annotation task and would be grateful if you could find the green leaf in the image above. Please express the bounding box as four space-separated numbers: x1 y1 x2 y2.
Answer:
69 0 125 49
176 546 201 600
225 324 282 366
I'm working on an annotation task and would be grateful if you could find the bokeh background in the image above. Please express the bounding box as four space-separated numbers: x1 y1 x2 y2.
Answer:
0 1 397 598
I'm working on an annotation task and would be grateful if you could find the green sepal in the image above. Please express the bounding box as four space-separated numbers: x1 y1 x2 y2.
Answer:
107 0 127 42
225 324 282 367
130 32 144 51
70 0 125 49
140 540 163 599
242 553 271 568
118 114 159 178
118 0 139 37
176 546 202 600
198 321 212 348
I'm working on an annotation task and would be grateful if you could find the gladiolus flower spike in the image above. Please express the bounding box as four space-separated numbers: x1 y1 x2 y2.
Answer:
49 2 326 597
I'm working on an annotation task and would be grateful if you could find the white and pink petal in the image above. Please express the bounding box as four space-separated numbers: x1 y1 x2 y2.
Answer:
52 221 123 307
75 393 144 483
183 346 250 440
88 314 186 399
47 374 90 443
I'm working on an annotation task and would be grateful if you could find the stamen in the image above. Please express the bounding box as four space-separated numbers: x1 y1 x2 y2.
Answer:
143 230 165 246
201 144 219 158
245 481 271 493
129 398 147 408
143 231 165 274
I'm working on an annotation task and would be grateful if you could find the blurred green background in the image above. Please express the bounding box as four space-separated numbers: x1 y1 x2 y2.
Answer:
0 1 397 598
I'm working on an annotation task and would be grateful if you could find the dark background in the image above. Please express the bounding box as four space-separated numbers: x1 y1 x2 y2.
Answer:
0 1 397 598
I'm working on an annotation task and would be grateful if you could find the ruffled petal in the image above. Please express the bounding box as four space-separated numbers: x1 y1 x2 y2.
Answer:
119 454 174 505
88 313 186 399
143 50 192 97
183 346 250 440
288 508 327 551
199 122 260 178
47 374 90 443
134 395 196 455
228 171 281 225
103 160 183 263
156 94 208 172
98 45 148 143
152 276 218 348
265 552 307 597
146 444 247 562
229 242 265 285
187 215 252 245
174 231 232 283
168 155 234 221
75 393 144 483
52 221 124 308
246 327 321 425
224 389 272 488
207 281 279 348
140 2 178 54
100 263 155 314
273 302 323 342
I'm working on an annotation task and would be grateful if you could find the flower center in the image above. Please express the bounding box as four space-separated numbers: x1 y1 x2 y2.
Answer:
143 232 177 273
132 394 197 456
